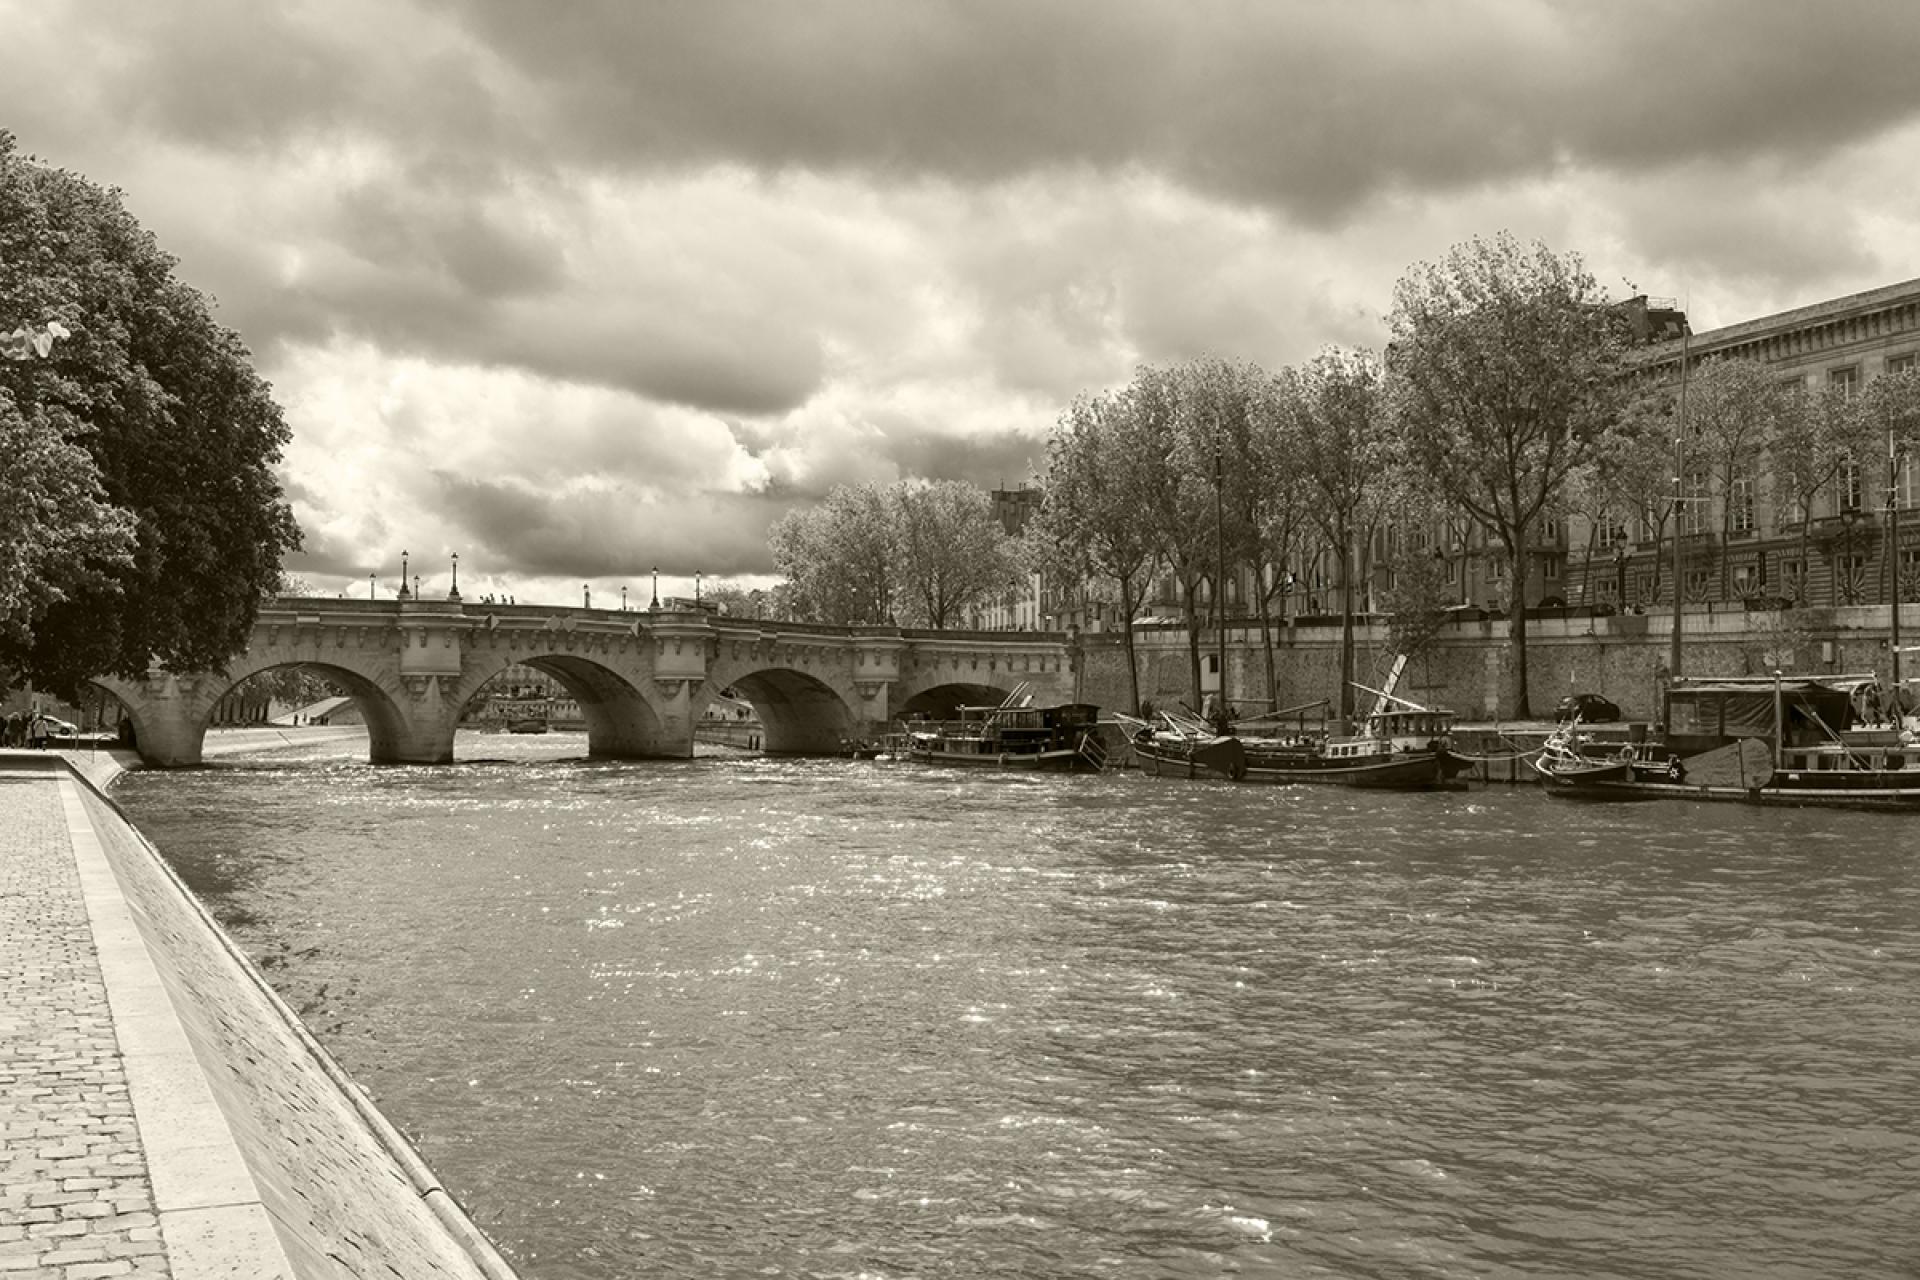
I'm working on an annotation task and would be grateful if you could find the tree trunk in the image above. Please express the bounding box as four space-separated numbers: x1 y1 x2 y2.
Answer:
1508 525 1533 718
1118 575 1143 715
1257 587 1278 713
1182 578 1205 713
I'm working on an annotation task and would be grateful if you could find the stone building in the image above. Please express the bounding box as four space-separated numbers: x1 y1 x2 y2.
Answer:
1568 276 1920 614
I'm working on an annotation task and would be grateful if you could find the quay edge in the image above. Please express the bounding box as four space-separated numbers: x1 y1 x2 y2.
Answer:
12 749 521 1279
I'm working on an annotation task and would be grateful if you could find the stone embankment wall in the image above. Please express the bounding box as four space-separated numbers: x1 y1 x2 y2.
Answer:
1078 605 1908 719
70 767 520 1279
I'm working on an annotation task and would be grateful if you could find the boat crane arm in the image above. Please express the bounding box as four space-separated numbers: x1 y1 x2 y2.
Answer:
1348 680 1433 713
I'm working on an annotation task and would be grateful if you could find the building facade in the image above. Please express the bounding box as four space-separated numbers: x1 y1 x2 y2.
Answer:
1569 277 1920 615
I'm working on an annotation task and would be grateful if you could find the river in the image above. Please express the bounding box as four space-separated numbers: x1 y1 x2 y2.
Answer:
112 731 1920 1279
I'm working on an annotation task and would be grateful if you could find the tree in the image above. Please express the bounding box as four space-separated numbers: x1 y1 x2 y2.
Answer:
1769 382 1862 606
1032 387 1162 715
1854 365 1920 604
1387 233 1628 717
768 479 1016 628
1172 356 1271 720
0 133 301 694
768 483 898 625
1243 371 1310 711
1680 357 1786 598
1129 363 1218 711
890 480 1018 629
1285 348 1394 724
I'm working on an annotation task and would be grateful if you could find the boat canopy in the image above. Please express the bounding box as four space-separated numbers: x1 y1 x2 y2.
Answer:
1666 676 1855 741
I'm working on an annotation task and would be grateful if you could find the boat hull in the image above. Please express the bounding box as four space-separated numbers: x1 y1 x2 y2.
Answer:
1541 771 1920 810
1131 736 1248 780
1238 745 1468 789
901 745 1099 772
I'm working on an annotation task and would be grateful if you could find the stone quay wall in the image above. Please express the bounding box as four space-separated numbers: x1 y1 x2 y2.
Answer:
1075 604 1915 720
67 765 520 1279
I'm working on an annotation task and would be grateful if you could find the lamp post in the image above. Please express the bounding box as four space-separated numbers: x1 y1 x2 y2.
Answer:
1669 324 1690 680
449 552 460 600
584 584 591 610
651 566 659 609
399 549 411 600
368 572 375 601
695 571 702 605
1890 413 1906 707
413 575 421 599
621 585 628 612
1212 441 1228 731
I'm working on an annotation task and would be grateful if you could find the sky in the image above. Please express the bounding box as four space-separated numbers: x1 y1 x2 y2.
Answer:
5 0 1920 607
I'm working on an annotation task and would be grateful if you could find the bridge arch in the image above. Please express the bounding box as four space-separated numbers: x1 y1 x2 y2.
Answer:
893 680 1025 721
711 667 860 754
93 657 417 767
455 651 676 759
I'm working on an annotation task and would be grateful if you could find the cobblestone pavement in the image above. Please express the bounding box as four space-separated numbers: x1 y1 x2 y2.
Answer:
0 772 170 1278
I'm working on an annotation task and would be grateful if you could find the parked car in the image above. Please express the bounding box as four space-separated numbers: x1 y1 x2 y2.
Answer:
1554 693 1621 723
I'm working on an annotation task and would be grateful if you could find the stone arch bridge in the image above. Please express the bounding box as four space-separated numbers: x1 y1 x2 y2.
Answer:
96 597 1082 767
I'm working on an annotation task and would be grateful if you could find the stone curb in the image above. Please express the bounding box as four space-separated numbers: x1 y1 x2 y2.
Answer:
54 755 521 1280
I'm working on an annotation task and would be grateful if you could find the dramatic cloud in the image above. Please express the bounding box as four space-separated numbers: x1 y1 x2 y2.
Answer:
4 0 1919 604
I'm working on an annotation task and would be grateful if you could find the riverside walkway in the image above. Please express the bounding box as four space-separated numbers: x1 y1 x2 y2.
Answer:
0 748 517 1279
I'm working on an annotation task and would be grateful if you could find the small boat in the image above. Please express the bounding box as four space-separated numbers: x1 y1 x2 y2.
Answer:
1125 688 1466 790
1235 712 1468 789
1534 673 1920 809
1119 709 1248 780
893 686 1108 772
506 717 550 735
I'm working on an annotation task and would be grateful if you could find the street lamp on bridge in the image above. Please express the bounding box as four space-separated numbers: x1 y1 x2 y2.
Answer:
651 566 659 609
399 549 411 600
621 585 628 611
368 572 375 601
449 552 460 600
584 583 592 609
695 571 702 604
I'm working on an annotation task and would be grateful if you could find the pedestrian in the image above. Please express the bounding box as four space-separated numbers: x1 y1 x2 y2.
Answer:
26 712 48 750
2 711 18 747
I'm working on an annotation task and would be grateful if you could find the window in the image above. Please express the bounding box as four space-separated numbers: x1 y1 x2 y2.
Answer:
1601 514 1629 547
1730 471 1756 533
1782 558 1807 604
1541 553 1565 581
1680 468 1711 536
1732 562 1761 597
1637 511 1658 544
1831 366 1859 398
1900 451 1919 509
1889 353 1916 376
1838 451 1864 512
1836 552 1868 605
1685 568 1712 601
1542 515 1563 543
1487 555 1507 581
1445 558 1459 585
1902 548 1920 603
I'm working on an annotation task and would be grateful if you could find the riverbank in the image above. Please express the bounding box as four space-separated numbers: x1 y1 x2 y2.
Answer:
0 747 518 1278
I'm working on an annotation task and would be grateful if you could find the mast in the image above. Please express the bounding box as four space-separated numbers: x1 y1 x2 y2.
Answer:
1668 322 1691 682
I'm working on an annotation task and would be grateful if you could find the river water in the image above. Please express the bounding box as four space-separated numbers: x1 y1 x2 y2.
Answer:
112 732 1920 1279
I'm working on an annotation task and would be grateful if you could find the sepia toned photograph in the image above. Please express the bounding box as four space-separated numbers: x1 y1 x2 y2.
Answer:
4 3 1919 1277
